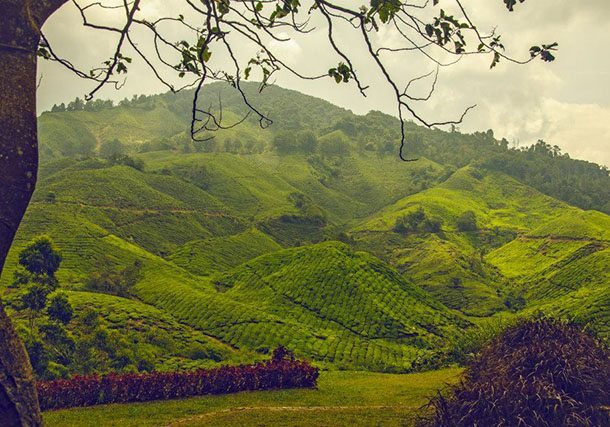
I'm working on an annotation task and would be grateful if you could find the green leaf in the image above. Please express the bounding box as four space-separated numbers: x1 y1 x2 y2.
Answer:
425 24 434 37
202 47 212 63
503 0 525 12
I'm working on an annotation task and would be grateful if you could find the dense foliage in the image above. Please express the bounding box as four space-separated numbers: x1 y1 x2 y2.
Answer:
422 319 610 426
37 347 318 410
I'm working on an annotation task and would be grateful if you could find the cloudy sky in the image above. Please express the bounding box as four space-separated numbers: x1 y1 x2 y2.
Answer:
38 0 610 166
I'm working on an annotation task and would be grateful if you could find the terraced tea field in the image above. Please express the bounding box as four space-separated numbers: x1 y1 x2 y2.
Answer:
135 242 465 371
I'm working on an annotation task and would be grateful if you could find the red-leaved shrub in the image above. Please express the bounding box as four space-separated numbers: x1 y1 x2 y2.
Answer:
37 347 318 410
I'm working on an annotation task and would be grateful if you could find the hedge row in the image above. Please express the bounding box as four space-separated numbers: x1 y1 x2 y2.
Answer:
38 348 318 410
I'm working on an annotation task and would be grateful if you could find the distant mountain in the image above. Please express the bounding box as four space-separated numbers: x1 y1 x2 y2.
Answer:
1 83 607 377
40 82 610 214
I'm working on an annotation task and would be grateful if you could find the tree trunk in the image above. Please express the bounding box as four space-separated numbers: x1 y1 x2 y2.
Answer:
0 35 44 427
0 1 68 424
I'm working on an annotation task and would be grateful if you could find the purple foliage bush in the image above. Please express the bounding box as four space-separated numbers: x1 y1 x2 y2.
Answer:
421 319 610 427
38 347 318 410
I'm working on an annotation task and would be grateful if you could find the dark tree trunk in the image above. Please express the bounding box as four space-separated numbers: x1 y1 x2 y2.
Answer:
0 1 68 425
0 25 43 427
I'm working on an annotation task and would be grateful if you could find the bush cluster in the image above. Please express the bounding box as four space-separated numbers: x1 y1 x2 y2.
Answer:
393 207 442 234
37 347 318 410
423 318 610 426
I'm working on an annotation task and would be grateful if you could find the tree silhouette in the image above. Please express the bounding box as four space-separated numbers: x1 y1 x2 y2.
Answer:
0 0 555 424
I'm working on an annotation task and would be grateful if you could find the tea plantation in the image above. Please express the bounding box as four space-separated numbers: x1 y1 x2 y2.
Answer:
2 83 608 384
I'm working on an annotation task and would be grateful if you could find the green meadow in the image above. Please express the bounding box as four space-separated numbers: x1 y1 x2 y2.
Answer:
43 368 462 427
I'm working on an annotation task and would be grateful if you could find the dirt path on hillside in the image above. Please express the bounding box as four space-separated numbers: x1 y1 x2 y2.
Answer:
167 405 409 426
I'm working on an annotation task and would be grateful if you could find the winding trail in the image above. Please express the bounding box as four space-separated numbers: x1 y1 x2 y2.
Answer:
168 405 409 426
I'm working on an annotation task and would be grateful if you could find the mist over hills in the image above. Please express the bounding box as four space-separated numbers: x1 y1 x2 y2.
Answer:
2 82 608 376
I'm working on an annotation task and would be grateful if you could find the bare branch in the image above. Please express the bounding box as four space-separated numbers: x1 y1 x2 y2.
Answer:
37 0 556 161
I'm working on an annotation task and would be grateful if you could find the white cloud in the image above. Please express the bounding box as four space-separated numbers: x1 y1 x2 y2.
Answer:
537 99 610 165
269 33 303 63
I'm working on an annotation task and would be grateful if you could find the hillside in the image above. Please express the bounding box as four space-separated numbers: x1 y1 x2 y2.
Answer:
1 83 608 380
169 229 282 276
139 241 467 372
3 173 467 371
351 166 578 316
40 82 610 215
486 211 610 337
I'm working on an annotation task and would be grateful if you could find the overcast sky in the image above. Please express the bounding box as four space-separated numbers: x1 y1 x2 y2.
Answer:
38 0 610 166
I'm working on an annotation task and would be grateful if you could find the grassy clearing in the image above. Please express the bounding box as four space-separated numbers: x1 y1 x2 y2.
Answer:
43 368 462 427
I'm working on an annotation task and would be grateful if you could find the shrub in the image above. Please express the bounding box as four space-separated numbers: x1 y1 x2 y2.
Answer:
503 290 526 312
318 131 350 157
85 259 142 297
394 208 442 234
37 348 318 410
99 138 125 159
47 293 74 325
108 154 145 171
183 343 223 362
422 318 610 426
456 211 477 232
422 218 442 233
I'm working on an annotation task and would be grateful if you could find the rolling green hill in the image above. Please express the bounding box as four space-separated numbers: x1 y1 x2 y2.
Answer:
62 291 255 371
486 210 610 337
169 229 282 276
1 83 608 380
133 241 468 372
357 166 571 233
351 166 582 316
3 188 467 371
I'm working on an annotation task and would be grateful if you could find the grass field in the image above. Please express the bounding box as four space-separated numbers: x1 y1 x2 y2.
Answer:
43 368 462 427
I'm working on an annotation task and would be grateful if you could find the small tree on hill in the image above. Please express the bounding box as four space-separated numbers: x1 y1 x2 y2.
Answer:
21 285 49 336
318 131 350 157
456 211 478 232
297 130 318 153
18 235 62 279
99 138 126 159
47 293 74 325
85 258 142 298
394 207 442 234
13 236 63 335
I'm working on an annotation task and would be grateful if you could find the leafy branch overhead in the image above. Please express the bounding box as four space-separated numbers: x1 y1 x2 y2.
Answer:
39 0 556 160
